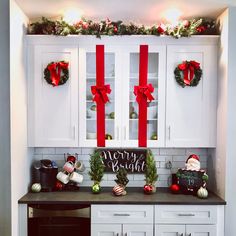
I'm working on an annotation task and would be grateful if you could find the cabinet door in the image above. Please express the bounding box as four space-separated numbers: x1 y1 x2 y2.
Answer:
186 225 216 236
166 45 217 147
124 224 153 236
122 45 166 147
155 225 185 236
28 45 78 147
79 46 122 147
91 224 121 236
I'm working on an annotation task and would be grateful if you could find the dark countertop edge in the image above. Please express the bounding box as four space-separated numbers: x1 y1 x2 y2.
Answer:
18 187 226 205
19 200 226 205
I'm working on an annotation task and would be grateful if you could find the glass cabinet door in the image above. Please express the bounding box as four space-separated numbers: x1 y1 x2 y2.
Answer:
123 46 166 147
79 47 122 147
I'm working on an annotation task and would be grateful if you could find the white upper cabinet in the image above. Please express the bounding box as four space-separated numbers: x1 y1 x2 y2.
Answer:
166 45 217 147
78 41 166 147
27 36 218 148
122 45 166 147
79 45 122 147
27 41 79 147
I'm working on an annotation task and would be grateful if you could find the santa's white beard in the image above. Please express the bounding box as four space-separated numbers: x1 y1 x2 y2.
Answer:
185 159 201 171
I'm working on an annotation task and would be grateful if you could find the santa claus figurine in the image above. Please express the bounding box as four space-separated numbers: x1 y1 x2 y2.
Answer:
185 154 201 171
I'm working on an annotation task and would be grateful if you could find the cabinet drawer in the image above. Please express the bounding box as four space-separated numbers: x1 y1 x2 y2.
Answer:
155 205 217 224
91 205 154 224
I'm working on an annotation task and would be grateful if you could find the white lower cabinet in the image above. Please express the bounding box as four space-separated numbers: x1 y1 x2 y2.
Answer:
155 225 185 236
91 204 223 236
92 224 153 236
91 205 154 236
186 225 216 236
92 224 121 236
155 224 216 236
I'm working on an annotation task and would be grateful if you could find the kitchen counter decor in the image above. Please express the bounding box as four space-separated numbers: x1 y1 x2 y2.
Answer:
56 153 85 191
113 168 129 196
88 150 105 193
175 154 209 197
144 149 158 194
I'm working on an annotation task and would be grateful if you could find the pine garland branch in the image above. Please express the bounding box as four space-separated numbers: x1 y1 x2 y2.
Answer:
28 17 218 38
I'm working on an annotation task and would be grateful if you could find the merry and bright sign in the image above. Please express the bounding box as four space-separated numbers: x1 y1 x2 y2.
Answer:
99 149 147 173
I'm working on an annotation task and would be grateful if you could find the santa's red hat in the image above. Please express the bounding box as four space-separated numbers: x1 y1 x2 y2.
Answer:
186 154 200 163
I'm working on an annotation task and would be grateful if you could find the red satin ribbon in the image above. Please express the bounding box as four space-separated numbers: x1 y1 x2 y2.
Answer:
134 84 155 103
178 60 200 85
134 45 154 147
92 45 109 147
47 62 69 86
91 85 111 104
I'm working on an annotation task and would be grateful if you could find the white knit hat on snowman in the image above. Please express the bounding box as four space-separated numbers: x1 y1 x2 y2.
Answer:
185 154 201 171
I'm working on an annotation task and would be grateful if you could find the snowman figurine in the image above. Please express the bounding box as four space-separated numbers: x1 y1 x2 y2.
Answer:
185 154 201 171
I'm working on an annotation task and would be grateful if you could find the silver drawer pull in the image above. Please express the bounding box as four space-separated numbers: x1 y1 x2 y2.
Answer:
113 213 130 216
177 213 195 217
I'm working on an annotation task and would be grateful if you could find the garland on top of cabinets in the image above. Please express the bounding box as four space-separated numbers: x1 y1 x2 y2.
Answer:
28 17 217 39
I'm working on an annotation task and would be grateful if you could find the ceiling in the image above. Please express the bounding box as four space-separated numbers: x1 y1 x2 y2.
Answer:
15 0 236 24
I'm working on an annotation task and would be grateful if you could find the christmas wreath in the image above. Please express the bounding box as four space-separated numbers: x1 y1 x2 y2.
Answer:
44 61 69 86
174 60 202 88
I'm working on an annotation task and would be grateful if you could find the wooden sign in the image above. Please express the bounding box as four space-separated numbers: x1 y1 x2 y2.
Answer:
99 149 146 173
177 169 205 192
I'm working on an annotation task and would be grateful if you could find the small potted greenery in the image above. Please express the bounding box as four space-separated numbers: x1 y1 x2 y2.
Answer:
144 149 158 194
88 150 105 193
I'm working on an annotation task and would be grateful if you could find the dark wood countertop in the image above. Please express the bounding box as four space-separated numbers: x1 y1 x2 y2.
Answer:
18 187 226 205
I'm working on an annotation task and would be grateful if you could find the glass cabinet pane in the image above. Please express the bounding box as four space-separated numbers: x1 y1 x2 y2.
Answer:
86 52 116 141
129 52 159 141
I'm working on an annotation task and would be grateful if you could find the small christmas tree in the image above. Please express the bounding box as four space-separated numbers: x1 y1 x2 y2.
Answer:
115 167 129 187
145 149 158 186
88 151 105 193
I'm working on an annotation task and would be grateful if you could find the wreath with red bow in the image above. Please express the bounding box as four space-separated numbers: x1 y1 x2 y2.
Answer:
174 60 202 88
44 61 69 86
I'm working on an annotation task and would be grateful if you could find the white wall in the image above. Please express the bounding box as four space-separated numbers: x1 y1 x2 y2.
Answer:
0 0 11 235
208 9 229 199
10 1 32 236
209 7 236 236
224 7 236 236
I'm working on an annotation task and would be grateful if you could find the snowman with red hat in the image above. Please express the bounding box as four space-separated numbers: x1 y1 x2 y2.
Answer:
185 154 201 171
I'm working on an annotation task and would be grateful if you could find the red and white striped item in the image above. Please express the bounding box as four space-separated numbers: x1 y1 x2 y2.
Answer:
112 185 124 196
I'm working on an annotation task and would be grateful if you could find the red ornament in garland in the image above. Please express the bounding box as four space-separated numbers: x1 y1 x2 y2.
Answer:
44 61 69 86
174 60 202 88
170 184 180 194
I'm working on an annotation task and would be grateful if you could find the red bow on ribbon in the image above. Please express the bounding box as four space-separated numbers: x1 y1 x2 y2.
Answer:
47 62 69 86
91 85 111 104
178 60 200 85
134 84 155 103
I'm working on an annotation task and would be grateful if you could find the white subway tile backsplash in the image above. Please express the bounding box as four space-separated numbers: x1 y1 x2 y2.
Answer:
173 155 187 162
82 148 95 155
55 148 82 155
150 148 160 155
160 148 186 155
35 147 55 155
34 147 209 187
186 148 208 156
